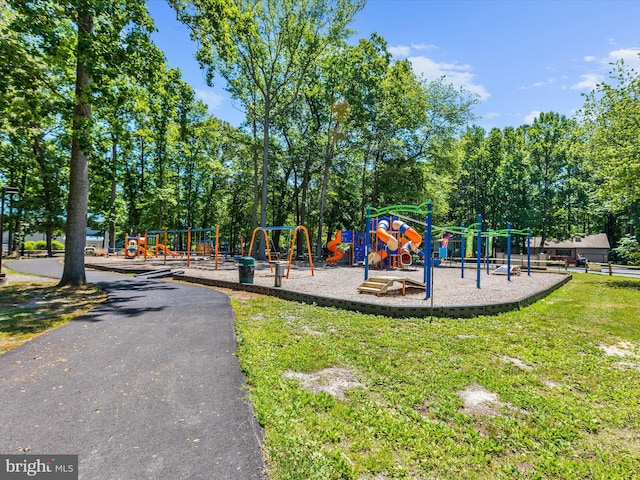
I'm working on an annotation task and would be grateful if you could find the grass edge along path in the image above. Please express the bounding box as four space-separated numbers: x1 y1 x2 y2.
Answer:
0 273 106 355
233 273 640 480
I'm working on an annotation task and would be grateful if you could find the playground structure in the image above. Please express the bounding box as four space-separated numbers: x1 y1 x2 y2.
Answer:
327 230 365 264
125 227 225 268
364 202 533 300
368 218 423 267
247 225 315 279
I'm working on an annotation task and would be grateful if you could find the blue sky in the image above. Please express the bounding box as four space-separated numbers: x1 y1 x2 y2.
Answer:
148 0 640 130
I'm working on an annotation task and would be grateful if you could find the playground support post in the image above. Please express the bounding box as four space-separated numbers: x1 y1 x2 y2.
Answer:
476 214 482 289
187 228 191 267
507 222 512 282
461 224 465 279
425 202 433 300
485 229 491 275
527 229 531 276
215 225 219 270
164 230 168 264
364 207 371 281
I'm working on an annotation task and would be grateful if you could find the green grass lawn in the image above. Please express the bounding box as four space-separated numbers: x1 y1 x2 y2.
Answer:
0 276 106 354
233 274 640 479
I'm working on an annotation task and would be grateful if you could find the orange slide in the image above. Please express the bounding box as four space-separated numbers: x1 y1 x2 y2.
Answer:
155 243 181 257
327 231 345 262
369 219 422 266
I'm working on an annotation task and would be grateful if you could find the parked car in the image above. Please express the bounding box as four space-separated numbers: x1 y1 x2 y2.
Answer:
575 256 587 267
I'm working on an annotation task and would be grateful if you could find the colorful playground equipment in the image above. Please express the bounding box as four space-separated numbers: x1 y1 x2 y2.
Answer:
124 235 180 259
327 230 365 264
364 202 533 300
368 218 422 267
125 226 223 268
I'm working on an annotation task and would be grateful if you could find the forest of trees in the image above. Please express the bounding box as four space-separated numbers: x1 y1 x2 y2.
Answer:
1 0 639 285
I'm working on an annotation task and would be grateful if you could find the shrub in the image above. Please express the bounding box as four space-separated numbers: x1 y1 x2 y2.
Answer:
25 240 65 251
23 241 37 250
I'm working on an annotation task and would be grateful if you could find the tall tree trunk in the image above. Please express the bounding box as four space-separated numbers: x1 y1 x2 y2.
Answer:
258 99 270 259
252 117 259 230
316 155 331 259
109 132 117 252
60 8 93 287
298 152 311 255
33 133 54 257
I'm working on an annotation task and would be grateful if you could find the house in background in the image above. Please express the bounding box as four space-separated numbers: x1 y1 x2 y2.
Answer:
531 233 610 263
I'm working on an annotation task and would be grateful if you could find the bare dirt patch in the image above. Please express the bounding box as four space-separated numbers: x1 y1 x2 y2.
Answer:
283 368 364 400
458 384 507 416
598 341 639 358
501 355 533 371
299 325 324 336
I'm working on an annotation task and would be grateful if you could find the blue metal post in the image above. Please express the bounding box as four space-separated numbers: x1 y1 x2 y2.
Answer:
485 230 490 274
527 228 531 276
461 224 465 279
476 214 482 289
364 207 371 281
507 222 512 282
425 202 433 300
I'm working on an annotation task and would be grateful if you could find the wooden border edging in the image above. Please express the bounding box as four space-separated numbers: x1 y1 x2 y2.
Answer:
170 273 572 319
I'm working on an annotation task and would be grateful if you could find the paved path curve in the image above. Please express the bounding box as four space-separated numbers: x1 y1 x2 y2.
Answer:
1 258 264 479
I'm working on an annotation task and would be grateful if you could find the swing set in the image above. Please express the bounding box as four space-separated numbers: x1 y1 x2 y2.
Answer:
247 225 315 279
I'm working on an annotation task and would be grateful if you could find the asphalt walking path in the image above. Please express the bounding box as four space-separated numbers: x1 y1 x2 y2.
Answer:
1 258 264 479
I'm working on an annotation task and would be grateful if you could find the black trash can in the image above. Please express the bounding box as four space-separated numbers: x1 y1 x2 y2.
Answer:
239 257 255 284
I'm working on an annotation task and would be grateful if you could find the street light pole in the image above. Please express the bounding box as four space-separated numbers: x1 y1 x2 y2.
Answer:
0 186 19 277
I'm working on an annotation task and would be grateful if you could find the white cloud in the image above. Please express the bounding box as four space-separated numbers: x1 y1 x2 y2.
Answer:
483 112 500 119
607 48 640 69
408 56 490 100
583 55 597 63
195 89 224 111
570 74 603 90
411 43 437 52
388 43 436 58
388 45 411 58
386 44 488 100
519 77 556 90
524 111 541 125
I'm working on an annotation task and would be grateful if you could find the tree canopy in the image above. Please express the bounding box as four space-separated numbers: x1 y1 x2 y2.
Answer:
1 1 640 278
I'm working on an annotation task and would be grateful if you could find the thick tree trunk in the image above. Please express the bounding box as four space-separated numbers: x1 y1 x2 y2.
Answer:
32 133 54 257
109 133 117 252
252 117 259 230
59 9 93 287
315 155 331 259
258 100 270 260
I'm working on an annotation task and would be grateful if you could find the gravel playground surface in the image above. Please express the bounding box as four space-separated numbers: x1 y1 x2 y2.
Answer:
86 255 568 308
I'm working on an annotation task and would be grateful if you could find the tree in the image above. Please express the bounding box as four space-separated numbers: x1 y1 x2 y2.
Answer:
580 57 640 239
526 112 574 252
179 0 364 257
55 0 153 286
59 1 94 286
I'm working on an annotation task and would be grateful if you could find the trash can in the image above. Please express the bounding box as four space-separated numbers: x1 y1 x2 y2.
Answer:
273 262 283 287
238 257 255 284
